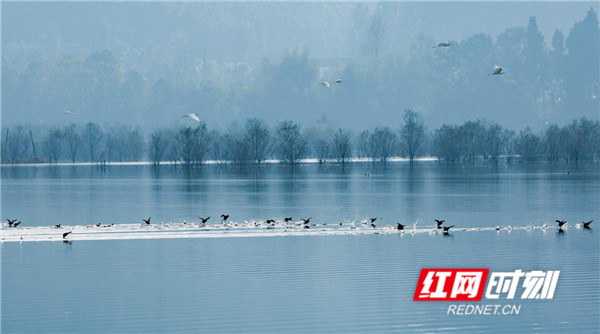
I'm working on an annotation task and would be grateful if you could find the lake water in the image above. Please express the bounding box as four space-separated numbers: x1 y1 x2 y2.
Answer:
2 163 599 333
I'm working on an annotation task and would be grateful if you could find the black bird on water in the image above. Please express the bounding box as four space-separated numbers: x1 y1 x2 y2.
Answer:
95 223 101 227
143 217 151 225
371 223 376 228
13 221 22 228
301 218 312 225
555 220 567 229
198 216 210 225
397 223 405 230
370 218 379 223
221 214 229 223
583 220 593 229
63 231 72 239
442 225 455 234
284 217 293 223
435 220 445 229
266 219 275 225
6 218 17 227
55 224 61 228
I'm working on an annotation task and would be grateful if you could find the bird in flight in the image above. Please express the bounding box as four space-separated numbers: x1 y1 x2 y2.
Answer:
434 219 445 229
65 110 80 115
490 66 503 75
63 231 72 239
143 217 151 225
319 82 330 87
183 113 200 122
198 216 210 225
433 41 451 48
555 220 567 229
582 220 593 229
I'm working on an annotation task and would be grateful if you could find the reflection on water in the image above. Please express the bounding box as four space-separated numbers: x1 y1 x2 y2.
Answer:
1 163 598 228
1 162 598 333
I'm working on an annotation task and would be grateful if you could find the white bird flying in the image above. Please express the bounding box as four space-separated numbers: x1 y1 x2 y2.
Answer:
334 79 343 84
182 113 200 122
434 42 451 48
65 110 80 115
319 81 330 87
490 66 503 75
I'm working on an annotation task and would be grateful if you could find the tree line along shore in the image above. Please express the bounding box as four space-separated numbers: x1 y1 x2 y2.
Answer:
2 112 598 167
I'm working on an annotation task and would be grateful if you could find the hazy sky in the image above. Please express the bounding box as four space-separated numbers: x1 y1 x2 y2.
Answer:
2 1 598 131
3 1 598 63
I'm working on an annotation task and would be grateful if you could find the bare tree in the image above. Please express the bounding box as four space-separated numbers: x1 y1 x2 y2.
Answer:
84 122 103 163
174 123 210 168
371 127 397 164
6 126 31 163
149 131 167 166
562 117 600 167
313 138 330 164
63 124 82 163
332 129 352 164
482 122 512 164
43 128 63 163
433 125 461 163
542 124 562 163
276 121 308 164
245 118 271 164
357 130 374 161
400 109 426 163
210 130 228 164
125 126 144 162
516 127 541 163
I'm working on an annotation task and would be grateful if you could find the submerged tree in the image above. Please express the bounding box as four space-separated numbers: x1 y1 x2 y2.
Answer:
276 121 308 164
43 127 63 163
356 130 374 162
245 118 271 164
562 117 600 166
149 131 167 166
370 127 397 164
433 125 462 163
6 126 31 163
174 123 210 168
63 124 82 163
84 122 103 163
515 127 541 163
399 109 426 163
332 129 352 164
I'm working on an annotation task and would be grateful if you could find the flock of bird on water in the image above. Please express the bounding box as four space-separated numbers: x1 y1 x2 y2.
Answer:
3 216 593 243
